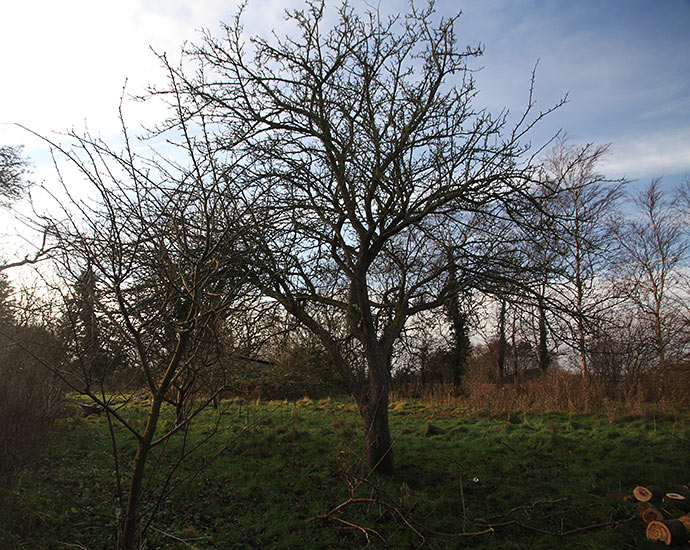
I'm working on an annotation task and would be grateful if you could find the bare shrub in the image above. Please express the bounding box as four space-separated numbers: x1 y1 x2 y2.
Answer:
0 326 65 486
224 338 347 401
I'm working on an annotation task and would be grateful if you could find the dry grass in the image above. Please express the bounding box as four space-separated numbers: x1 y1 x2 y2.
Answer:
392 366 690 418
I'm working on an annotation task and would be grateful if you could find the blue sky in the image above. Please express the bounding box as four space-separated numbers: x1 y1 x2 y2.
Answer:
1 0 688 188
453 0 690 185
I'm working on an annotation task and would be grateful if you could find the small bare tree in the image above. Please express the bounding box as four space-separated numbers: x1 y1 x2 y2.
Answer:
614 178 688 374
35 100 253 549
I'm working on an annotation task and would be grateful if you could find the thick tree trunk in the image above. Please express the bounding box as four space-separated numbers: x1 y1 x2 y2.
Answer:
358 345 394 475
362 390 393 475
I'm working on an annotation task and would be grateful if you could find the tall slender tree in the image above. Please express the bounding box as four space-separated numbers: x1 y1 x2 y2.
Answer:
539 139 624 378
615 178 687 372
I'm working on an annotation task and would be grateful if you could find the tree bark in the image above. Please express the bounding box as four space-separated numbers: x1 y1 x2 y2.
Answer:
120 396 162 550
361 385 393 475
537 296 550 372
497 300 507 380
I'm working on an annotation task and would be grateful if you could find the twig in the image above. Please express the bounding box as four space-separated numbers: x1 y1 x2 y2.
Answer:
309 497 425 544
481 513 636 537
421 525 496 538
477 497 569 523
309 501 385 544
460 472 467 532
149 525 209 548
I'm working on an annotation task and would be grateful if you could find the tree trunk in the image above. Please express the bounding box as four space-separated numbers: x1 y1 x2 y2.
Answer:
537 297 550 372
120 396 162 550
362 391 393 475
359 348 394 475
497 300 507 380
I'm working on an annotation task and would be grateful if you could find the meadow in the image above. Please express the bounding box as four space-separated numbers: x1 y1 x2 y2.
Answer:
1 396 689 549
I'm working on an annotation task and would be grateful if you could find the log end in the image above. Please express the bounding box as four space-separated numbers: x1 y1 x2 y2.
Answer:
636 502 664 523
646 519 689 546
634 485 664 505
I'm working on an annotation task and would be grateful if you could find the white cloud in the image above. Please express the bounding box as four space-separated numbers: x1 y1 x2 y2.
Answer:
600 128 690 180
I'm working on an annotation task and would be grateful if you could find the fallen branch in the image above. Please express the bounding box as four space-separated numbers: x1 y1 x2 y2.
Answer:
309 497 425 544
482 513 636 537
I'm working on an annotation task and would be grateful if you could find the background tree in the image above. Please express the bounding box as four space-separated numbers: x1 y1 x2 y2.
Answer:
164 1 564 473
614 178 688 377
539 139 624 378
0 144 54 271
0 272 15 328
443 255 472 386
0 144 29 205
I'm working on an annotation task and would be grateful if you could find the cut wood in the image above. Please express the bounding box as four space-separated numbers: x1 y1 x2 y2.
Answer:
646 519 689 546
665 493 690 512
635 502 663 523
634 485 664 505
678 516 690 533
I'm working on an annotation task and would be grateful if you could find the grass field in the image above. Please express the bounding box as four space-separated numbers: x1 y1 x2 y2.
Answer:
1 396 689 549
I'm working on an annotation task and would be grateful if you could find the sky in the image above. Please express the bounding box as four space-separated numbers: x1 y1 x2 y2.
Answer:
1 0 689 193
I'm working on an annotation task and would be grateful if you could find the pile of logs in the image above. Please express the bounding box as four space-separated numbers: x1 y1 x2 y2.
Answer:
627 485 690 546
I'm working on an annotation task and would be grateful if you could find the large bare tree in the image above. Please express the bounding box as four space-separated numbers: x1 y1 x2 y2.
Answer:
161 1 563 473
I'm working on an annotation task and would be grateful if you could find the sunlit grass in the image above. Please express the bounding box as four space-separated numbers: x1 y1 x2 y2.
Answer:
1 397 688 549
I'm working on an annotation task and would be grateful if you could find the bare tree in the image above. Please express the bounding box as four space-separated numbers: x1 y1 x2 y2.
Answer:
34 101 253 549
161 1 563 473
614 178 688 373
0 144 30 205
0 144 55 272
539 139 624 378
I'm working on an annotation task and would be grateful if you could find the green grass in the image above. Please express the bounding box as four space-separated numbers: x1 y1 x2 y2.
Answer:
1 397 689 549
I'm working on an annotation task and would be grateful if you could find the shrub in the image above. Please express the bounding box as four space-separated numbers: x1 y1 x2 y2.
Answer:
222 339 348 401
0 326 65 487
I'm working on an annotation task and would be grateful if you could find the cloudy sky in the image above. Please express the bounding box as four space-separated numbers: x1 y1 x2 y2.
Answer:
1 0 689 188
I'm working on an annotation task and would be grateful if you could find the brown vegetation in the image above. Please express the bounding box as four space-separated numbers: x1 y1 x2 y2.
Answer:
393 361 690 416
0 327 64 487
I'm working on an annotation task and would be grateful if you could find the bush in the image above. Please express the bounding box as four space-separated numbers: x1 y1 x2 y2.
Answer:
223 339 348 401
0 326 65 487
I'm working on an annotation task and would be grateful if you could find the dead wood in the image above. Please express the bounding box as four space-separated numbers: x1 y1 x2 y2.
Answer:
646 519 689 546
635 502 664 523
634 485 665 505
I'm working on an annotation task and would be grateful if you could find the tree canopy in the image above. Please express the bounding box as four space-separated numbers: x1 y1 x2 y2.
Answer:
155 0 565 473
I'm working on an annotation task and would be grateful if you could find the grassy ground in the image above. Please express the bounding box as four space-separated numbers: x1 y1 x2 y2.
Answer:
1 396 689 549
